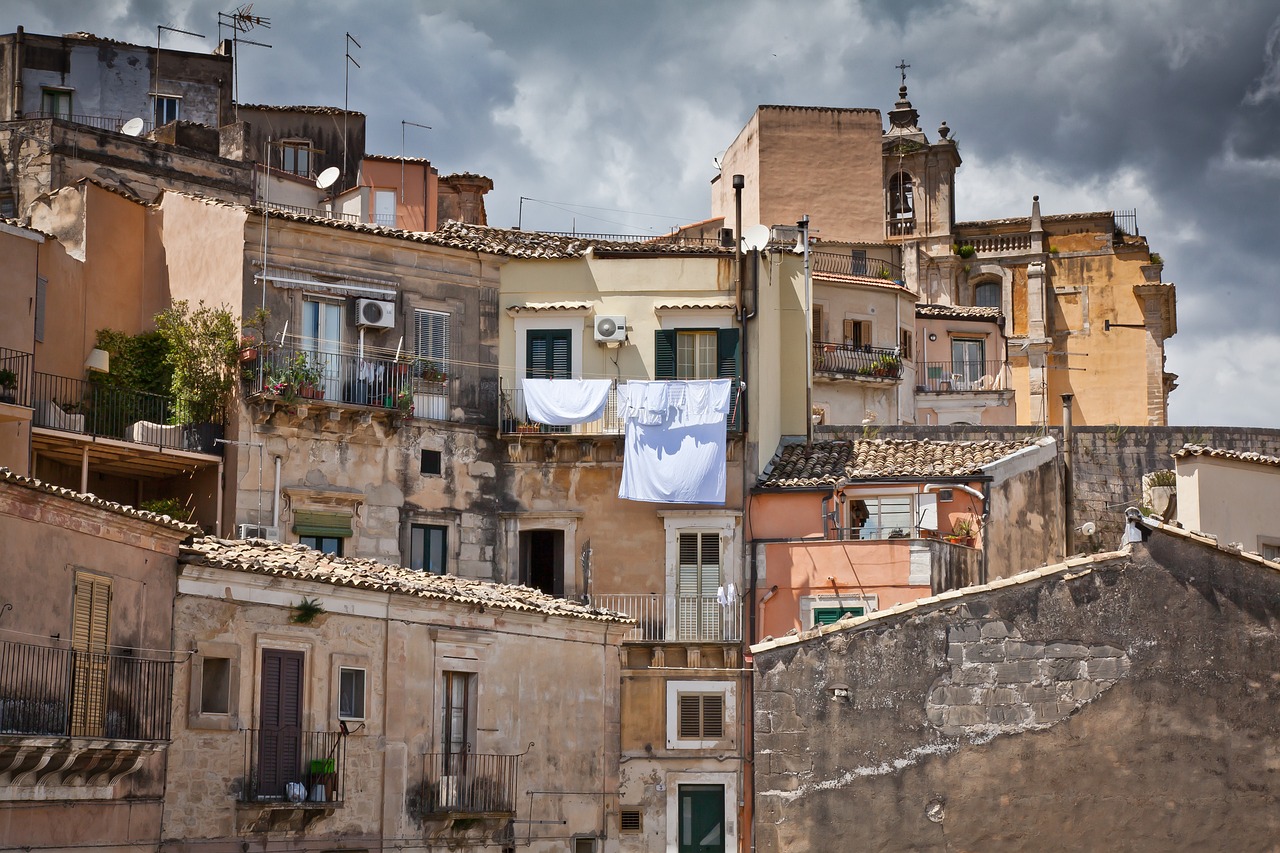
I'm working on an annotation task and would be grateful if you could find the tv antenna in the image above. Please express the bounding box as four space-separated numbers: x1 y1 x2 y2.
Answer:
741 223 770 252
316 166 341 190
218 5 272 121
155 24 205 127
343 32 361 190
400 120 432 202
712 150 726 171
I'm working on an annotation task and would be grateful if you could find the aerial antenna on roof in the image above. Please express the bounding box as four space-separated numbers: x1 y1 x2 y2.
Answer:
400 120 432 203
155 24 206 128
343 32 362 193
218 5 272 122
121 117 145 137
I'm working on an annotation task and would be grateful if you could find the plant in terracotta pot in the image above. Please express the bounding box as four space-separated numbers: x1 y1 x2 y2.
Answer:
0 368 17 404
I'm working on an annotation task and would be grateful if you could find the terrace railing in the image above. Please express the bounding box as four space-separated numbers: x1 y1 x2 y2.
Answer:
29 110 153 134
0 347 33 408
916 361 1010 392
590 594 742 643
416 749 520 816
809 251 901 281
239 728 346 803
812 342 903 380
0 637 174 741
264 201 360 223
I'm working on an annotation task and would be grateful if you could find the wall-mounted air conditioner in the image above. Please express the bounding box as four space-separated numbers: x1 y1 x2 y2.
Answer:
236 523 281 541
594 315 627 343
355 298 395 329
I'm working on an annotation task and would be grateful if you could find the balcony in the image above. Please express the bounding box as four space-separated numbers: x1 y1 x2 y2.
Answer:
0 638 174 791
0 347 33 416
247 345 453 422
957 233 1034 255
27 110 155 135
414 749 519 818
498 381 740 437
916 362 1011 393
264 200 359 223
590 594 742 643
809 251 902 282
238 728 346 804
812 342 903 382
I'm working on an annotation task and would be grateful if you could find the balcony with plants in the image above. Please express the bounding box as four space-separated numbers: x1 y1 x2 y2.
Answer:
811 342 904 382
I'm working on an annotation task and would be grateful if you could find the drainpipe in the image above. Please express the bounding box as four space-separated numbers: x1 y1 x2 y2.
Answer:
13 27 25 119
733 175 744 316
1061 393 1074 557
271 454 282 527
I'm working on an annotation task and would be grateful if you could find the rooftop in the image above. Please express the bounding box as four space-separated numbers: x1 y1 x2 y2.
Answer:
181 536 634 625
916 304 1003 321
758 438 1041 488
1173 444 1280 469
0 468 199 534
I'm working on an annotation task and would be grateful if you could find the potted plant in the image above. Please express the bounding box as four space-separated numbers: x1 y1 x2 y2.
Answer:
154 300 239 451
0 368 17 404
419 363 448 384
395 388 414 416
954 243 976 259
946 515 978 546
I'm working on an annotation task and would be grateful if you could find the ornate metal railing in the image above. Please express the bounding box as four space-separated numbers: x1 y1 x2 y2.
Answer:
239 728 346 803
415 749 519 815
811 342 903 380
590 594 742 643
809 251 901 281
30 372 222 453
916 361 1010 392
0 638 174 741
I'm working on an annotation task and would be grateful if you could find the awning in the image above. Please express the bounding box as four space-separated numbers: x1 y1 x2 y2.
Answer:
293 510 353 538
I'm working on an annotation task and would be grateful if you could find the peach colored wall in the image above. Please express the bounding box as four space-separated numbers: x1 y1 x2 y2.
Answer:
749 488 985 542
361 159 434 231
0 226 39 352
155 191 250 317
1176 456 1280 552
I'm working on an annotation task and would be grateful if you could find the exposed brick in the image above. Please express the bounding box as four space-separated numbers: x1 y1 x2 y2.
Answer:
945 705 987 726
1045 642 1089 659
949 624 982 643
994 660 1038 682
947 643 968 665
1086 657 1131 679
954 664 995 685
980 621 1013 639
1089 645 1123 658
1048 659 1083 680
967 642 1008 663
1005 641 1046 659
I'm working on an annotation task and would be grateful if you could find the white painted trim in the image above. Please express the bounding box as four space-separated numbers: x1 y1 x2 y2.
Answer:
514 315 586 380
656 310 734 330
665 679 737 750
799 594 879 629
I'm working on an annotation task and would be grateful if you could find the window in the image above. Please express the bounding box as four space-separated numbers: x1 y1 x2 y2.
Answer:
70 571 110 737
801 595 878 629
676 331 717 379
677 532 720 640
201 658 232 714
374 189 397 227
421 449 442 476
415 309 451 375
41 88 72 119
900 328 914 359
952 338 986 386
573 838 599 853
654 328 740 427
0 193 14 218
812 606 866 627
812 304 823 343
34 277 46 342
620 810 643 833
843 319 871 349
338 667 366 720
442 671 474 773
666 679 734 749
300 535 343 555
1259 537 1280 562
677 693 725 740
974 280 1001 309
301 298 342 398
526 329 571 378
410 524 447 574
280 140 312 176
153 95 180 126
849 496 914 540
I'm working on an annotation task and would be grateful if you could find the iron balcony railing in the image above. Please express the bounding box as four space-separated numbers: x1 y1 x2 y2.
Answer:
248 344 453 421
30 372 223 453
0 347 33 408
239 728 346 803
499 381 740 436
590 594 743 643
809 251 901 281
0 638 174 741
537 231 728 248
29 110 154 135
812 342 904 380
416 749 519 816
916 361 1010 393
264 200 360 223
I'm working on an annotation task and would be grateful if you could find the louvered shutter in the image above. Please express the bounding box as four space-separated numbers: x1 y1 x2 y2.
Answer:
654 330 677 380
415 309 450 371
812 305 823 343
677 533 720 640
677 693 724 740
527 330 571 379
257 649 304 798
716 330 741 430
70 572 110 737
701 694 724 738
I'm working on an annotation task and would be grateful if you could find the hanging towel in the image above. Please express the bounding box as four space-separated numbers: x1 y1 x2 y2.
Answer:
618 378 732 504
521 378 613 425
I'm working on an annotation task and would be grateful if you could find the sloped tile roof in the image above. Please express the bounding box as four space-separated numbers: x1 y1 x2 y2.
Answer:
0 468 199 533
758 438 1040 487
506 301 594 313
181 536 633 625
238 104 365 117
916 304 1003 321
434 222 732 259
1173 444 1280 469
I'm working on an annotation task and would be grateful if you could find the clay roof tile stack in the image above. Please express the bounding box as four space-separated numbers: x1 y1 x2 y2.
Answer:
759 438 1039 487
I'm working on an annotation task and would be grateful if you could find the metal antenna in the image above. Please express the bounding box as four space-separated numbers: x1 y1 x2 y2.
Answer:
155 24 205 128
218 5 272 122
400 120 431 202
344 32 362 191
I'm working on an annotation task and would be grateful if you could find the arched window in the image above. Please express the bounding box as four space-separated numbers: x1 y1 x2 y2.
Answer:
888 172 914 222
974 280 1001 309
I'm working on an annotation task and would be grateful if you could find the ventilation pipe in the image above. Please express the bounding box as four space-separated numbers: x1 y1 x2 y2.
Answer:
1061 393 1074 557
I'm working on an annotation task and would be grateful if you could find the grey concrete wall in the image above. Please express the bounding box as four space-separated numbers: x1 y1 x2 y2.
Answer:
752 529 1280 852
820 424 1280 554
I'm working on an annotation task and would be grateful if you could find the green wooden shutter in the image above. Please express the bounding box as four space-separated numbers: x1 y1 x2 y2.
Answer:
716 329 740 379
814 606 865 626
527 330 572 378
654 330 677 379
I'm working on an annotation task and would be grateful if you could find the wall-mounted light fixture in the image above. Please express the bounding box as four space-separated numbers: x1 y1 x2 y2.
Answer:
84 348 110 373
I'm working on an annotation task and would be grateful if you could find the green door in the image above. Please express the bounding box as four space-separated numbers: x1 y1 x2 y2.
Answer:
679 784 725 853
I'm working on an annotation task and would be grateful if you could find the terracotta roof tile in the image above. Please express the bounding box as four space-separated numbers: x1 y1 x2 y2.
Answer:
0 468 199 533
758 438 1040 487
1173 444 1280 468
180 536 633 625
238 104 364 117
916 304 1003 321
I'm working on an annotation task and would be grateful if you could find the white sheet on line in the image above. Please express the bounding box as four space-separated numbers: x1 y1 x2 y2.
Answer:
520 378 613 425
618 379 733 504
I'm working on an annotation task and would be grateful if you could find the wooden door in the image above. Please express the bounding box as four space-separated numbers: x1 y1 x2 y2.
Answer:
257 648 304 799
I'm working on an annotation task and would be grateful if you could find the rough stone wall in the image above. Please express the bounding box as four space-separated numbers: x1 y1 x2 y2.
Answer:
823 424 1280 549
752 531 1280 852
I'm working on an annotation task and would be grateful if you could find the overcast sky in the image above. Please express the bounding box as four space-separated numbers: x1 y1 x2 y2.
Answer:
9 1 1280 427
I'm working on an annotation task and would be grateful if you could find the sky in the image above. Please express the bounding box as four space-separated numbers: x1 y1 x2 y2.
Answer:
8 0 1280 427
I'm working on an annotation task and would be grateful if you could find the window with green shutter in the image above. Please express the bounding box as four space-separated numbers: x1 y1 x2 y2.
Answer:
527 329 572 378
812 606 865 627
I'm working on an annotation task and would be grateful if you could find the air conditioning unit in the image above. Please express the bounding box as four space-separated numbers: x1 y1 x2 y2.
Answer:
593 315 627 343
355 298 395 329
237 523 281 541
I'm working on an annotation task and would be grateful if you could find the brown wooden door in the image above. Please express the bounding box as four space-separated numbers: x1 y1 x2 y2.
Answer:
257 648 304 799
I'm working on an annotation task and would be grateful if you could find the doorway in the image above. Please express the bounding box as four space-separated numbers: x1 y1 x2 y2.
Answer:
519 529 564 597
257 648 304 799
678 784 725 853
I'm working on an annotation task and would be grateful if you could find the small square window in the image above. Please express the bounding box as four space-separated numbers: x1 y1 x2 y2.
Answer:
421 449 442 476
339 667 366 720
200 657 232 714
620 809 643 833
573 839 598 853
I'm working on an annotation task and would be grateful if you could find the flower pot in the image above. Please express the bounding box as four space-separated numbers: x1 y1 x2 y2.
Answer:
239 347 258 363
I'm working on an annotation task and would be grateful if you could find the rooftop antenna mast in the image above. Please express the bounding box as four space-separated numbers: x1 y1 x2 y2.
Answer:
343 32 361 192
400 120 431 202
155 24 205 128
218 5 272 122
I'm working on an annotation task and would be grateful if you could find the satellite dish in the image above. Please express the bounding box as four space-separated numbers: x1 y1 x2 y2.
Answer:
121 117 145 137
741 223 770 252
316 166 341 190
712 150 726 171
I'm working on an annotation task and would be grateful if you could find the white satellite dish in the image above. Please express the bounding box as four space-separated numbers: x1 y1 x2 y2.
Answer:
712 150 726 171
121 117 145 137
316 166 341 190
741 223 770 252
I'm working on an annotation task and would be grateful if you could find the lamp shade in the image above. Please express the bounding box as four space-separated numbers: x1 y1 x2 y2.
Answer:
84 348 110 373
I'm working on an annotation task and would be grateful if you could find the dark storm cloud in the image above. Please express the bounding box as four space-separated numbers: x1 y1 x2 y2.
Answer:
6 1 1279 425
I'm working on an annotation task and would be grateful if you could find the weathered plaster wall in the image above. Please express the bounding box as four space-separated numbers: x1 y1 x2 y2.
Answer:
1174 454 1280 551
752 532 1280 851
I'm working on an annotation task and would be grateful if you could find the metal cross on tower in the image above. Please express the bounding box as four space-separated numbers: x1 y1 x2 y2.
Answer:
896 59 911 86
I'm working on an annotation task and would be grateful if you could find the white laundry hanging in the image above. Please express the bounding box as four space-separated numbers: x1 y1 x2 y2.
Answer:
521 378 613 425
617 379 733 504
